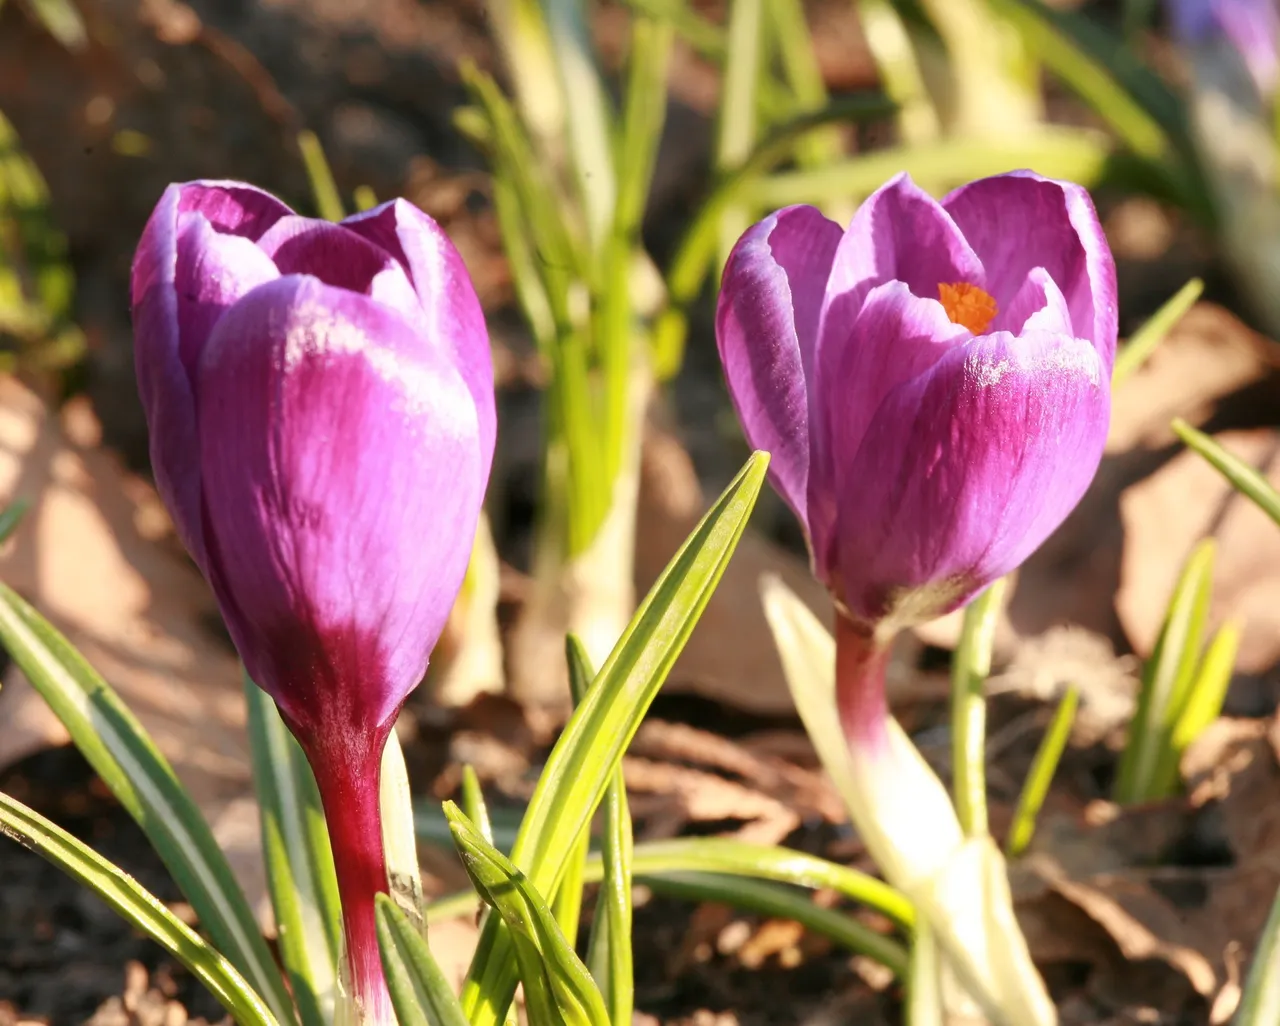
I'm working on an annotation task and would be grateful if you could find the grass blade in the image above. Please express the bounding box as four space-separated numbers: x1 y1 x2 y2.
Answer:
951 579 1006 838
376 894 471 1026
0 584 295 1024
551 637 596 943
246 681 341 1026
642 872 908 976
1236 881 1280 1024
425 836 914 931
715 0 766 262
448 804 609 1026
1171 623 1240 760
1172 419 1280 528
0 498 28 544
297 130 345 222
460 452 769 1026
1115 540 1215 803
1006 686 1079 858
1113 278 1203 387
0 791 278 1026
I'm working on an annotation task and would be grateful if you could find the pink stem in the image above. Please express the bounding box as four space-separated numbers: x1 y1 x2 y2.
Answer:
834 614 892 758
303 722 394 1025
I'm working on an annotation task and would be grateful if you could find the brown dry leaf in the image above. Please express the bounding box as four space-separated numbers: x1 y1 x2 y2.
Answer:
623 757 800 845
1181 718 1280 961
631 720 845 825
1015 801 1217 1012
1118 428 1280 672
0 380 267 913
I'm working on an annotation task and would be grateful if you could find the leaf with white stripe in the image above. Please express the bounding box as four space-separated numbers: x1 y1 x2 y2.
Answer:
0 584 295 1025
0 790 278 1026
246 680 341 1026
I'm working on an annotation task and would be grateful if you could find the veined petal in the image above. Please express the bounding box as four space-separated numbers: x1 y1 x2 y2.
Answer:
131 185 285 567
833 331 1109 624
819 174 985 358
811 281 967 582
174 179 292 240
196 276 485 735
342 199 497 477
943 172 1118 372
715 205 843 533
255 215 424 324
993 267 1072 336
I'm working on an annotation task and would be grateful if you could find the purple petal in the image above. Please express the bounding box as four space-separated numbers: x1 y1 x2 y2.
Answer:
174 179 292 241
255 216 424 324
131 186 284 566
714 205 843 533
831 331 1109 624
943 172 1118 373
343 199 497 477
195 276 485 735
819 174 985 351
993 267 1072 336
811 281 968 582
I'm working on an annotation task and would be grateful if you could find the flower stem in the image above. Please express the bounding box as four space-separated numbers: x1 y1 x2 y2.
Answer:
304 722 394 1026
834 614 891 757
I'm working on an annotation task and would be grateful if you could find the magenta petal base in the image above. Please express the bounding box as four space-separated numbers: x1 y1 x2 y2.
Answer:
301 720 395 1025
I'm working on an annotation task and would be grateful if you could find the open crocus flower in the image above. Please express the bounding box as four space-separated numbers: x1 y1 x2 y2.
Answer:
728 172 1112 1025
131 181 494 1024
718 170 1115 642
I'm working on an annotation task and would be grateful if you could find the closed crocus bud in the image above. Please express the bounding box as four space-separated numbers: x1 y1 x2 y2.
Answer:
717 170 1114 743
131 181 495 1023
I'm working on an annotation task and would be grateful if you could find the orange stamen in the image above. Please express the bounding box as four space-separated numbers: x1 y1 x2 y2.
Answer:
938 282 998 335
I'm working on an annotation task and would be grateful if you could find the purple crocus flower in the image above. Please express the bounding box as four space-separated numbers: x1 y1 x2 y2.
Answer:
131 181 494 1022
717 171 1115 745
1168 0 1280 96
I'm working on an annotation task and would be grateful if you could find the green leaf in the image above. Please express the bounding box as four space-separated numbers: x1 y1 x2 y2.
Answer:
460 452 770 1026
544 0 616 247
376 894 471 1026
24 0 88 49
460 764 496 845
640 872 908 976
951 579 1006 838
984 0 1177 161
246 681 341 1026
1115 540 1216 803
1006 686 1079 858
1171 623 1240 758
297 130 345 222
1113 278 1203 387
0 497 29 544
0 790 279 1026
749 126 1112 209
582 642 635 1026
1172 419 1280 528
716 0 766 264
423 834 913 926
1236 880 1280 1025
448 804 610 1026
551 638 595 944
0 584 295 1024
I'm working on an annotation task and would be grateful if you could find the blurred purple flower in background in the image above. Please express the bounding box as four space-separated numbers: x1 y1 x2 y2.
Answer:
132 181 494 1023
1168 0 1280 96
716 171 1115 746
